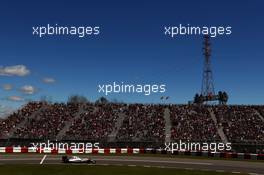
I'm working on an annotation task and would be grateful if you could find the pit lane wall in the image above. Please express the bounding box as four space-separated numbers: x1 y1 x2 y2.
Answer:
0 147 264 160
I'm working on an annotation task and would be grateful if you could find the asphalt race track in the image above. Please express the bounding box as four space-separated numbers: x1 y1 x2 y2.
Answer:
0 154 263 175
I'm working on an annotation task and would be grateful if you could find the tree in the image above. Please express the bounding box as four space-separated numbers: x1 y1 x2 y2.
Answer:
96 96 108 104
218 91 228 105
194 93 200 103
222 91 228 104
68 95 88 104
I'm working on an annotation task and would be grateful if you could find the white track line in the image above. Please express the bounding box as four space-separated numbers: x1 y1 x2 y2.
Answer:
40 155 47 165
94 158 213 165
128 165 136 167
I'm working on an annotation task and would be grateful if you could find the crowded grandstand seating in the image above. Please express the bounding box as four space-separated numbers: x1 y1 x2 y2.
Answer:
255 106 264 118
13 103 79 139
0 102 264 146
116 104 165 142
0 102 45 138
212 105 264 143
64 103 125 141
170 105 220 142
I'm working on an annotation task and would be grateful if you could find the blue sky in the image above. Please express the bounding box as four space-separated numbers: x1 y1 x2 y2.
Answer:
0 0 263 114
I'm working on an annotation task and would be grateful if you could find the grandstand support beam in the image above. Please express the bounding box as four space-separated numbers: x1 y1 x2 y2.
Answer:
164 108 171 143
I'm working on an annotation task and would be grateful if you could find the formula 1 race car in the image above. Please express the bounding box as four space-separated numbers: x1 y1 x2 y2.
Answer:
62 156 96 164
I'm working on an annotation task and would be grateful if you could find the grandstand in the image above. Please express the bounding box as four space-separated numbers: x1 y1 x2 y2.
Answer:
0 101 263 153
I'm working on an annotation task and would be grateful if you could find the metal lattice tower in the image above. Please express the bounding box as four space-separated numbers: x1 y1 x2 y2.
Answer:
201 35 215 96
